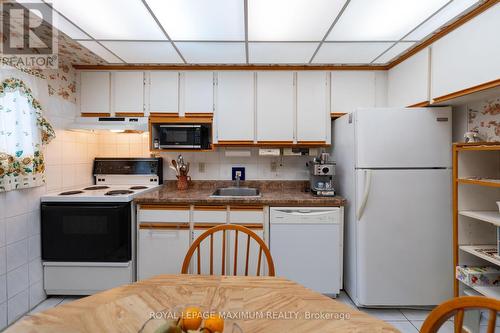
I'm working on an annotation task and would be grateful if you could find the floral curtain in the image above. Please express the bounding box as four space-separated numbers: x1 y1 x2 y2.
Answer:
0 77 55 192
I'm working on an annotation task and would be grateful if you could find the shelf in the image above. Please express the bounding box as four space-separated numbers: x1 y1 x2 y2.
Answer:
457 178 500 188
454 142 500 151
459 211 500 227
459 281 500 298
459 245 500 267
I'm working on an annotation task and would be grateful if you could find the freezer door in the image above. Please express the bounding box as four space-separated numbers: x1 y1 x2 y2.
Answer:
355 108 452 168
355 169 453 306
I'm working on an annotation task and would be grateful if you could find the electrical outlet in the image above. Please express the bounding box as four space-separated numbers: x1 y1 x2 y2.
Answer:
270 161 278 172
198 162 205 173
232 167 245 180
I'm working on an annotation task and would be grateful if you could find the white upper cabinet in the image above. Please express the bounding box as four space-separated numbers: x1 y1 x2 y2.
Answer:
112 71 145 113
331 71 376 113
296 72 329 142
256 72 294 142
181 71 214 115
388 48 429 107
80 71 110 114
431 5 500 100
148 71 179 114
216 72 255 142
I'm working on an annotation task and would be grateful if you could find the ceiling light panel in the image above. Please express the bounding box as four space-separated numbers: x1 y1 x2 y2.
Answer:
372 42 416 64
248 0 347 41
327 0 449 41
101 42 183 63
146 0 245 40
313 42 392 64
176 42 245 63
404 0 480 41
77 41 123 63
249 43 319 63
51 0 166 40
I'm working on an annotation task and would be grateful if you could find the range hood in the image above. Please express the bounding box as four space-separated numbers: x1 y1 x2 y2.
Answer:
68 116 148 132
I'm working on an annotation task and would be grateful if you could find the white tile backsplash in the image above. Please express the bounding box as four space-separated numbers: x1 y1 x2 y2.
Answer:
7 289 29 324
7 265 28 299
28 259 43 285
0 247 6 276
5 215 28 245
28 236 41 261
0 275 6 304
0 302 6 329
6 240 28 272
28 280 45 309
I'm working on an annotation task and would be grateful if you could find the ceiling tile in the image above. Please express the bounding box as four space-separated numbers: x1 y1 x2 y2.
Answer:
53 13 90 40
313 42 392 64
146 0 244 40
327 0 449 41
101 42 183 63
248 0 346 41
52 0 166 40
372 42 416 64
404 0 480 41
176 42 246 63
77 41 123 63
249 43 319 63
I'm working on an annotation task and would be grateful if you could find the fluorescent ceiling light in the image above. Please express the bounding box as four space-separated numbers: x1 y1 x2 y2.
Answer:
176 42 245 64
313 42 392 64
404 0 480 41
77 41 123 63
101 42 183 64
372 42 416 64
249 43 318 64
327 0 449 41
146 0 244 40
51 0 166 40
248 0 346 41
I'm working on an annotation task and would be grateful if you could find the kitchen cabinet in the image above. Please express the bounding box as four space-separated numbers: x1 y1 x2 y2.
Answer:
181 71 214 115
256 72 295 143
138 226 190 280
137 206 191 280
79 71 110 114
331 71 376 113
149 71 179 115
216 72 255 142
296 72 329 143
431 5 500 100
229 226 266 276
112 71 145 114
388 48 429 107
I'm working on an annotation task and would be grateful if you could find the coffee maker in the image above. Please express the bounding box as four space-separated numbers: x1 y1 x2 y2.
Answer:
307 152 336 196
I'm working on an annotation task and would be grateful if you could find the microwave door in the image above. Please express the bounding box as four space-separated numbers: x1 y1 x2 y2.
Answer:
159 125 201 149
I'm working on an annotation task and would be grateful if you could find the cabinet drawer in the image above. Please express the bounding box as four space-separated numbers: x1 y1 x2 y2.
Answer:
229 207 264 224
138 205 190 223
192 206 226 223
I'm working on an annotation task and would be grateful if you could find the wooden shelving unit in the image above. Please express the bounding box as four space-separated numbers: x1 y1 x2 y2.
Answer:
453 142 500 298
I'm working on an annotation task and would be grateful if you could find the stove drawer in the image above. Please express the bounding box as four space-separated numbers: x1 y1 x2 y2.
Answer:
138 205 190 223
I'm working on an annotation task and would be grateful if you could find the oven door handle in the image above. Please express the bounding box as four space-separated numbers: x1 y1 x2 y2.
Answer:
43 205 126 210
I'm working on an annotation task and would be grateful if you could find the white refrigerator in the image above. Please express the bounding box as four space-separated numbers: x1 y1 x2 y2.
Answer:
333 107 453 307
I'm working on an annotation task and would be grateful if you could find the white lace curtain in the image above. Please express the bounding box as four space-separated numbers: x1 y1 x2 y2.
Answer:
0 70 55 192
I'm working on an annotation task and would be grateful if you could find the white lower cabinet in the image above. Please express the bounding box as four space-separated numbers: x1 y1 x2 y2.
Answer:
138 226 190 280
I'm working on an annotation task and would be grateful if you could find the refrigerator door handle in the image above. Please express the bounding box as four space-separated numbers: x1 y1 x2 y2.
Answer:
357 170 372 221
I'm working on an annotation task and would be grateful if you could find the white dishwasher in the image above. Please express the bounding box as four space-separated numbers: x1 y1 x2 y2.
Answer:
270 207 343 295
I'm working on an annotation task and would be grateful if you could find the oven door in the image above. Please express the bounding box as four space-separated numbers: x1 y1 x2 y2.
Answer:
159 125 200 149
41 202 131 262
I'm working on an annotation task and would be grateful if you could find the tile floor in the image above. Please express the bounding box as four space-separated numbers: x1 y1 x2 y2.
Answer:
9 292 500 333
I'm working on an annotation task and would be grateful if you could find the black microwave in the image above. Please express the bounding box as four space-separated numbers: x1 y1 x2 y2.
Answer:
153 124 211 149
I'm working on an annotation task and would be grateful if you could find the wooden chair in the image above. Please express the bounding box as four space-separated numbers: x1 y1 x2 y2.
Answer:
420 296 500 333
181 224 275 276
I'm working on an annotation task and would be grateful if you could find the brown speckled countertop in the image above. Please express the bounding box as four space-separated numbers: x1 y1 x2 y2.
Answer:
134 181 346 206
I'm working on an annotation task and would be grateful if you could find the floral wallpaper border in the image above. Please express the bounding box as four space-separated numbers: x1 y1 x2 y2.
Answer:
468 97 500 142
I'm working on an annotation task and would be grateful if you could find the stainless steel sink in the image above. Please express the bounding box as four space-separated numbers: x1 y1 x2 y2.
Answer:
211 187 261 197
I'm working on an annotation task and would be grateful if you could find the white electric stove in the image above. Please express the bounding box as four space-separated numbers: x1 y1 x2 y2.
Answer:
40 158 163 295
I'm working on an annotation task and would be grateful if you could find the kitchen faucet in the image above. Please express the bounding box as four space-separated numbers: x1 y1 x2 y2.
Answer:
235 173 241 188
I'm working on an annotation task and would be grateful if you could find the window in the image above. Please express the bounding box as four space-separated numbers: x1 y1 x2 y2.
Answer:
0 77 55 192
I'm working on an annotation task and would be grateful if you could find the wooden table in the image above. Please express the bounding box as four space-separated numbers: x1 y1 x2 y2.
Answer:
6 275 399 333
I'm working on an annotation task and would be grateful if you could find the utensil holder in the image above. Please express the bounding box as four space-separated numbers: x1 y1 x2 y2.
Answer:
177 175 191 190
